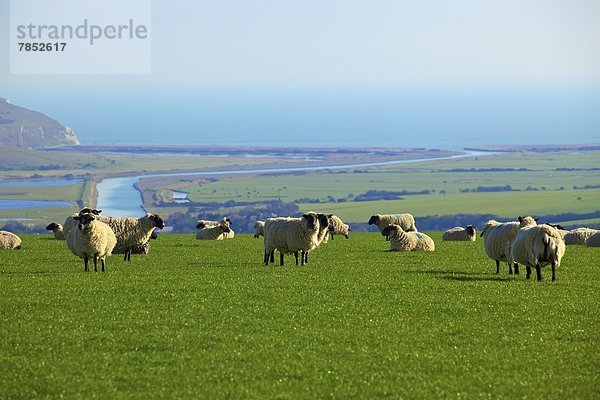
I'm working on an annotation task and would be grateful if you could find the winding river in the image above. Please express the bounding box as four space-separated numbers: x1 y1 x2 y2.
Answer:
96 151 494 217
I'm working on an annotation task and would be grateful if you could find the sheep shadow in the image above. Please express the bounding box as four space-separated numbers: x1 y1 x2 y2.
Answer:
441 275 514 282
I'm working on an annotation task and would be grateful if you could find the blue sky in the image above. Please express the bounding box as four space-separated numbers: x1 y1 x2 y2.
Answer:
1 0 599 147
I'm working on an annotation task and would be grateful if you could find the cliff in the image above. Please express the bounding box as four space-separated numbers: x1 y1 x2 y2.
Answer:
0 97 79 148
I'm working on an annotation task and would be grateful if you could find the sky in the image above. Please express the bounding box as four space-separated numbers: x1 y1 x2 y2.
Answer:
1 0 599 147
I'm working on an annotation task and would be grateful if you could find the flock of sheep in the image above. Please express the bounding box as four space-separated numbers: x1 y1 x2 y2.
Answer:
1 209 599 281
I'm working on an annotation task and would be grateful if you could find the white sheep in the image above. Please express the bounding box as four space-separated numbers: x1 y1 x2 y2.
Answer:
263 213 321 266
511 224 566 281
564 227 598 245
66 214 117 272
479 217 533 275
369 213 416 240
381 224 434 251
63 208 103 234
328 214 350 240
0 230 22 249
112 231 158 255
196 222 231 240
253 221 265 238
585 232 600 247
303 213 330 264
442 225 476 241
196 217 234 239
45 222 66 240
95 213 165 261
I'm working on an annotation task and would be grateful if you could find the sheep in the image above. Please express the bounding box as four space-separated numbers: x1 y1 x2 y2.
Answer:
66 214 117 272
511 224 566 281
195 221 231 240
112 231 158 255
45 222 66 240
263 213 321 266
480 219 521 274
63 208 103 234
381 224 434 252
442 225 476 241
585 232 600 247
328 214 350 240
0 230 22 249
253 221 265 238
302 213 330 264
564 228 598 245
368 213 416 240
95 213 165 261
196 217 234 239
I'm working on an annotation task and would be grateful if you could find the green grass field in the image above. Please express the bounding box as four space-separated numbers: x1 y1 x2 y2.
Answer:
1 233 598 399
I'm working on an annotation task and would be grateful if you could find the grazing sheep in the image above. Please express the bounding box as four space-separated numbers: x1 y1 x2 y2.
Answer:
586 232 600 247
195 222 231 240
369 213 416 240
381 225 434 252
263 213 321 266
0 231 22 249
511 224 566 281
442 225 476 241
63 208 103 234
564 227 598 245
328 214 350 240
253 221 265 238
95 214 165 261
112 231 158 255
66 214 117 272
480 219 521 274
45 222 65 240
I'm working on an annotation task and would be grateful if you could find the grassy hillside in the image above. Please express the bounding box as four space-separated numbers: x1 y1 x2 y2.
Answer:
1 233 598 399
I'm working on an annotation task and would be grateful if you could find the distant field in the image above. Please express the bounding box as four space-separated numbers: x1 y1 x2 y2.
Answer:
1 233 598 399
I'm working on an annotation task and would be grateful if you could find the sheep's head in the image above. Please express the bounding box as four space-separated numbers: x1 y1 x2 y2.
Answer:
317 213 329 229
150 231 159 240
79 208 102 216
73 213 96 231
381 225 399 237
302 213 318 229
466 225 476 236
518 216 537 228
368 215 379 225
45 223 60 231
196 222 206 230
149 214 165 229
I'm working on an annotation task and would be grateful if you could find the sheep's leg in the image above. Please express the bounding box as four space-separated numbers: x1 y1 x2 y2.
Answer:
126 248 132 262
508 262 513 275
526 265 532 279
514 263 519 275
93 257 98 272
303 251 309 265
101 258 106 272
294 252 299 265
123 251 128 261
551 263 556 282
280 252 285 266
263 250 269 266
330 232 334 240
270 250 275 263
84 256 89 272
535 265 543 281
495 260 500 274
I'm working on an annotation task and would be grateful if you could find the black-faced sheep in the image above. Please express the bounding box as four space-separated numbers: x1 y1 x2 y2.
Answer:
66 214 117 272
381 225 434 252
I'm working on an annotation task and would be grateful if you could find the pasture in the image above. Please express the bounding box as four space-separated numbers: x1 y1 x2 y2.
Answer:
1 233 598 399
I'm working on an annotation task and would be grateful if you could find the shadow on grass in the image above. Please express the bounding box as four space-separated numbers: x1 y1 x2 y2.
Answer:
0 270 78 276
441 275 514 282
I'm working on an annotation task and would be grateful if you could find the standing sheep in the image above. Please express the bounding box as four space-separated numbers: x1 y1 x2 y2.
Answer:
480 219 522 274
95 214 165 261
585 232 600 247
263 213 321 266
328 214 350 240
0 231 22 249
45 223 66 240
442 225 476 241
66 214 117 272
511 224 566 282
301 213 330 265
564 228 598 245
381 225 434 252
63 208 103 234
112 231 158 255
369 213 416 240
253 221 265 238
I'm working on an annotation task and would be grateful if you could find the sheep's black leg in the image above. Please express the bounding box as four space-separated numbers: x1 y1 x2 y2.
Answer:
302 251 309 265
535 265 543 281
93 257 98 272
101 259 106 272
552 263 556 282
330 232 334 240
264 250 269 266
123 252 128 261
294 252 299 265
514 263 519 275
280 252 284 266
508 262 513 275
270 250 275 263
127 248 132 261
495 260 500 274
525 265 531 279
84 256 89 272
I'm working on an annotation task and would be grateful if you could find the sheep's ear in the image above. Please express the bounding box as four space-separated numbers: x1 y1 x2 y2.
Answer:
534 218 539 222
96 209 102 214
518 216 523 222
328 214 334 218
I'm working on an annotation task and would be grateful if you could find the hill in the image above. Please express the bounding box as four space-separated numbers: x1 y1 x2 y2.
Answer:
0 97 79 148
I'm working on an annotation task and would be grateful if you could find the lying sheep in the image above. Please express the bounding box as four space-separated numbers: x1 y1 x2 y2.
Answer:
63 208 103 234
253 221 265 238
369 213 416 240
264 213 321 266
45 222 65 240
586 232 600 247
381 224 434 252
442 225 476 241
95 213 165 261
196 222 231 240
0 230 22 249
511 224 566 281
328 214 350 240
564 227 598 245
197 217 234 239
66 214 117 272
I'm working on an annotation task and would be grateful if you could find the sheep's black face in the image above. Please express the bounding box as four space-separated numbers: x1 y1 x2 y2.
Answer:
222 226 231 233
196 222 206 230
368 215 378 225
381 225 397 237
45 223 57 231
302 213 317 229
317 213 329 229
466 225 475 236
74 214 95 231
151 215 166 229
